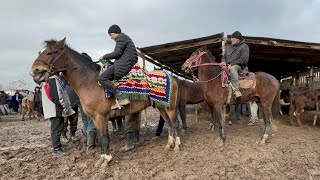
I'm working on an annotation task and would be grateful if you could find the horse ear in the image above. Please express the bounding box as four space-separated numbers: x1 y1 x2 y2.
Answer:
56 37 66 49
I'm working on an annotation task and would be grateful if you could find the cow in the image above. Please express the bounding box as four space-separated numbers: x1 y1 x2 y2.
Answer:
289 86 320 126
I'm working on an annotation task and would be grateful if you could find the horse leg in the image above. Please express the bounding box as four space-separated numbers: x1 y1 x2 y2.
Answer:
93 115 112 169
313 103 319 126
22 107 25 121
296 108 303 127
289 104 295 126
260 101 273 144
212 104 225 146
158 109 174 150
179 103 187 133
166 108 180 152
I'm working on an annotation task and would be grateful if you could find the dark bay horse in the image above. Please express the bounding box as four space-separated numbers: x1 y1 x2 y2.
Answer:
174 77 205 129
29 38 180 167
181 46 280 145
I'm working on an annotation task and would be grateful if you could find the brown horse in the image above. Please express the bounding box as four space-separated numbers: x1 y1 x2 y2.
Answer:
181 46 280 145
29 38 180 167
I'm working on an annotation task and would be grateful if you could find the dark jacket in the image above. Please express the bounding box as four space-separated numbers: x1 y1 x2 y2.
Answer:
0 93 9 105
102 33 138 80
34 91 42 104
222 40 249 68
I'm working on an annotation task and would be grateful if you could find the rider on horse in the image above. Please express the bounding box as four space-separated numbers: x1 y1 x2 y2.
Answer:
221 31 250 98
98 25 138 109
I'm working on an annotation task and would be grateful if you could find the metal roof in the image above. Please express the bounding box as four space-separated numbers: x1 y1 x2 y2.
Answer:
138 33 320 79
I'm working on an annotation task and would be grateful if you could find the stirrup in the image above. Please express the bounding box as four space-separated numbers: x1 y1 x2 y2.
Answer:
111 98 122 110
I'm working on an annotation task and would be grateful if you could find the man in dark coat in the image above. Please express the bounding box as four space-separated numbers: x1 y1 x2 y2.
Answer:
97 24 138 110
221 31 250 98
33 86 42 119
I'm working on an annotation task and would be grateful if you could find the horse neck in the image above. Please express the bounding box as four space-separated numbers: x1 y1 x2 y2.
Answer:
62 49 101 96
197 55 221 82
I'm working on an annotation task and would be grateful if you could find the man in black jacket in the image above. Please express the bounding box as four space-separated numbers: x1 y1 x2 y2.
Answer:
221 31 250 98
98 24 138 109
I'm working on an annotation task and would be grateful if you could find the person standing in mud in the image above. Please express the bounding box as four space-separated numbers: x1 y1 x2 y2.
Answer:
121 112 142 151
0 91 10 115
33 86 42 120
42 74 75 156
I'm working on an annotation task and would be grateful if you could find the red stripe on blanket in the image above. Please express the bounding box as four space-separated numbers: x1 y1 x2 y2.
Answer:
44 82 52 101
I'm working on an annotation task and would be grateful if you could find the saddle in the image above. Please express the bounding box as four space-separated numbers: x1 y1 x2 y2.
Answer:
222 69 256 89
222 69 256 104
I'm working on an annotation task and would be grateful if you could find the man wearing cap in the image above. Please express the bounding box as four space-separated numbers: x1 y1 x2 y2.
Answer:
98 25 138 109
221 31 250 98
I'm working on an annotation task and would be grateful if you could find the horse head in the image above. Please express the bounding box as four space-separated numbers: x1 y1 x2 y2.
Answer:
181 46 209 73
29 38 67 84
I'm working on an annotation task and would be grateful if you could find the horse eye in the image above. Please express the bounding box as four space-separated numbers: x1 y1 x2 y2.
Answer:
47 52 52 55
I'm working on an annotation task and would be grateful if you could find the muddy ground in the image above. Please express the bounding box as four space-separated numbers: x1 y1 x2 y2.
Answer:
1 106 320 179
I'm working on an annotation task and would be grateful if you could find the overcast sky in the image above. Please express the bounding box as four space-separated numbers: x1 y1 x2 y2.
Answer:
0 0 319 89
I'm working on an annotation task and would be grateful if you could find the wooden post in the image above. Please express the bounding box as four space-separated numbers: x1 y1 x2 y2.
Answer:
141 56 148 127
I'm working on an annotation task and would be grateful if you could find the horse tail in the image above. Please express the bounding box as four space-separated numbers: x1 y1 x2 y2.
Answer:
272 87 281 119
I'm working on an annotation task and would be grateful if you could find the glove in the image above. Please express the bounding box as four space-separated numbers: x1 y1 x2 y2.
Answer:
220 62 226 67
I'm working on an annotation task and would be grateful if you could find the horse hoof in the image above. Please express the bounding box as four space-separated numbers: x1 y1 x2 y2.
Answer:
216 138 224 147
174 146 180 152
259 134 269 145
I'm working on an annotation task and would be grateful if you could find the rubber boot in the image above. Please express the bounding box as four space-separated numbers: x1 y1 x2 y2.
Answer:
87 131 96 150
133 130 140 145
111 90 130 110
120 132 134 152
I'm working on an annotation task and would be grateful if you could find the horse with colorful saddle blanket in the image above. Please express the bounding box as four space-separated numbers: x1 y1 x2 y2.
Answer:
105 64 173 108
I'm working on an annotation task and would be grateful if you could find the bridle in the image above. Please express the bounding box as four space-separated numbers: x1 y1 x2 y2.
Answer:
184 50 230 83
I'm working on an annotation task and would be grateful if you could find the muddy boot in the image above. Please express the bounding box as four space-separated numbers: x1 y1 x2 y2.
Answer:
133 130 140 145
116 117 124 135
87 131 96 150
231 80 242 98
82 129 87 149
70 132 78 142
111 90 130 110
120 132 134 152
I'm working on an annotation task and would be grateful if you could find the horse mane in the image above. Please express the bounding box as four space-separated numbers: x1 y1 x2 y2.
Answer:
43 39 101 73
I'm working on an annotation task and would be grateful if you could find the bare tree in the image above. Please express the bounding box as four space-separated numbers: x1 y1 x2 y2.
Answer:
6 79 27 91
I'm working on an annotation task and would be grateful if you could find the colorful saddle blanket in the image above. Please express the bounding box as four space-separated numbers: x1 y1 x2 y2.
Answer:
105 64 173 108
